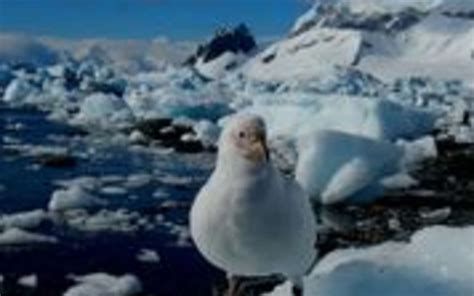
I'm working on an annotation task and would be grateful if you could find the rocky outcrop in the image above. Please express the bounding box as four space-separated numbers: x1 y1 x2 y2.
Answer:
185 24 256 66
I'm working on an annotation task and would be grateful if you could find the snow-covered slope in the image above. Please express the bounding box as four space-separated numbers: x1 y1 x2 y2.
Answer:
243 4 474 86
358 14 474 85
243 28 363 82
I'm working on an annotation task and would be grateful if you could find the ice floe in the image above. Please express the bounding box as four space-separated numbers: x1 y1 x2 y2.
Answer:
136 249 160 263
64 273 142 296
49 185 107 212
0 228 58 245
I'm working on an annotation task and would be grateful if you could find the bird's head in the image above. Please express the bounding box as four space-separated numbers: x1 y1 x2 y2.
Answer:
219 114 270 165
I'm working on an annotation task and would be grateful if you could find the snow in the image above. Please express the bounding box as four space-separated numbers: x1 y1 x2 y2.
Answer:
0 228 58 245
244 7 474 86
358 14 474 85
295 130 402 204
268 226 474 296
64 273 142 296
195 52 246 79
243 28 362 82
48 185 107 212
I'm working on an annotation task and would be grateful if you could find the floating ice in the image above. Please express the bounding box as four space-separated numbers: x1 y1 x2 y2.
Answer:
136 249 161 263
0 209 50 230
64 209 147 233
64 273 142 296
0 228 58 245
49 185 107 212
18 274 38 288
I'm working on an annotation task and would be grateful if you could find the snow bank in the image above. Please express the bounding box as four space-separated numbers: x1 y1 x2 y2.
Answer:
295 130 402 204
243 28 363 82
64 273 142 296
268 226 474 296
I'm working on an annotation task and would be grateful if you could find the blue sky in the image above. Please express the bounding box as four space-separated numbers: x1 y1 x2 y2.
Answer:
0 0 310 40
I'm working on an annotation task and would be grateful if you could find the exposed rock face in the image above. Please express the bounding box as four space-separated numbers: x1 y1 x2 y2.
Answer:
185 24 257 66
291 4 425 37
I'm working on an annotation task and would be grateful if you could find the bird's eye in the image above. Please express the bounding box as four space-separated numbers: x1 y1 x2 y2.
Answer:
238 131 246 138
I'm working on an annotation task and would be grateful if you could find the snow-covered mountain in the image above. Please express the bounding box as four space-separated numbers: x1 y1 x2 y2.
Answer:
185 24 257 79
242 1 474 86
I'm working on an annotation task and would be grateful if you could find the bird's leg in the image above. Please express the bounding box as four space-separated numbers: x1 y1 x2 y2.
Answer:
225 275 243 296
291 277 304 296
292 285 303 296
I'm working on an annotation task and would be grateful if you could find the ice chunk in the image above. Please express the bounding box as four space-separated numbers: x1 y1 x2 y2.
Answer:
398 136 438 168
18 274 38 288
0 228 58 245
136 249 160 263
64 209 146 233
74 93 135 126
49 186 107 212
242 95 436 141
2 78 38 104
64 273 142 296
0 209 50 230
192 119 221 147
268 226 474 296
295 130 402 204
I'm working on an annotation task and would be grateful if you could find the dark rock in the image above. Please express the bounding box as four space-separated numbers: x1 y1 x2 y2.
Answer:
134 118 173 139
291 5 425 37
85 79 127 97
133 118 207 153
185 23 257 66
36 154 77 168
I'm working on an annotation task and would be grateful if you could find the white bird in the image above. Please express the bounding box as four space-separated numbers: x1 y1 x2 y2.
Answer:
190 114 317 296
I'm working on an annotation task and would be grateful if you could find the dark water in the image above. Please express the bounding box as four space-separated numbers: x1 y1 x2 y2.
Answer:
0 105 224 296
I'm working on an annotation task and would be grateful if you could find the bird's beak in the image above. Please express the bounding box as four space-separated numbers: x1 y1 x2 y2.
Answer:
252 133 269 162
